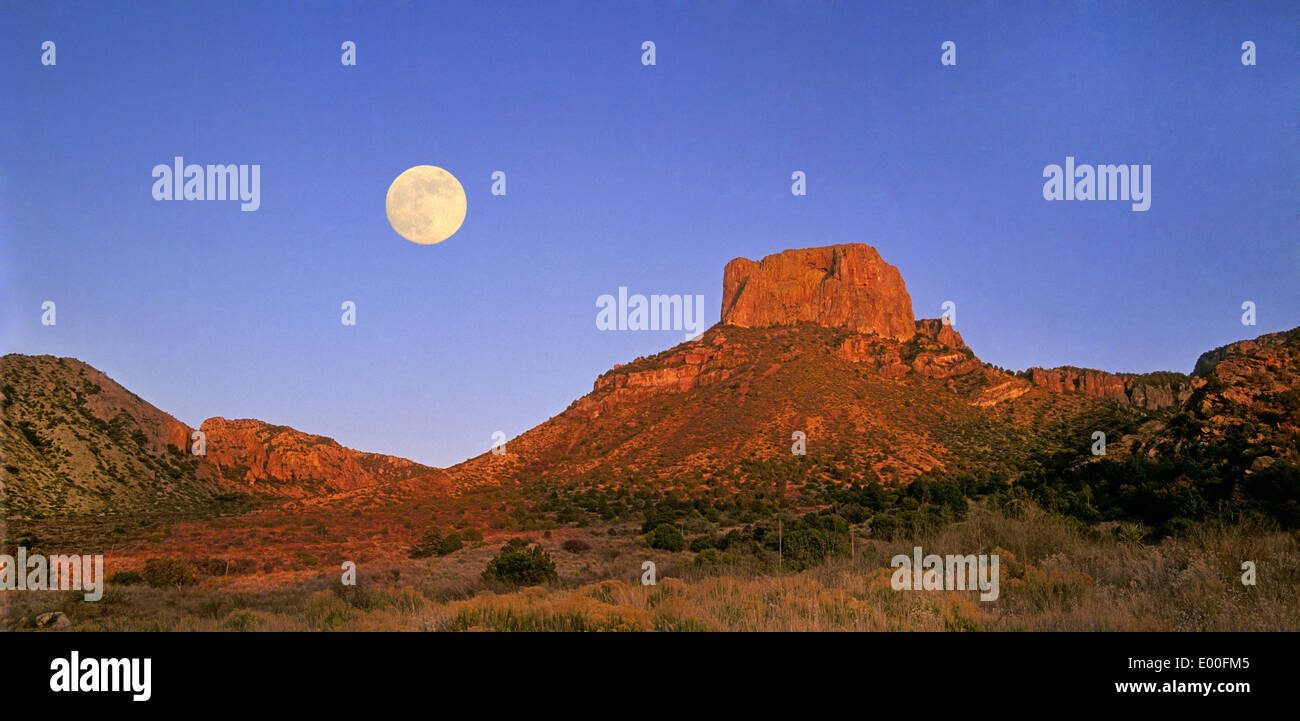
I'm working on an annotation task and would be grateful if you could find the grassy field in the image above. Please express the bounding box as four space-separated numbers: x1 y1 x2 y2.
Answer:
5 503 1296 632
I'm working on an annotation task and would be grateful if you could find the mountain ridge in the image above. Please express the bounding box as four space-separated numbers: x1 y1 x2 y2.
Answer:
0 355 447 517
4 244 1295 518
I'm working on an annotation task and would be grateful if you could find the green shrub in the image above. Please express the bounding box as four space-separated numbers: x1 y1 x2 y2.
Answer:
1113 522 1145 546
869 513 898 540
717 529 744 550
781 527 831 571
647 523 685 551
561 539 591 553
439 533 464 555
410 529 463 558
106 570 144 586
694 548 724 568
481 539 558 587
689 535 715 552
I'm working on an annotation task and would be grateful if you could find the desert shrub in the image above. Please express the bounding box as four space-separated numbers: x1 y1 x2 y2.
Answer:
305 590 355 630
586 579 627 605
481 539 558 587
1155 516 1196 539
409 529 463 558
223 609 266 631
375 585 427 614
868 508 944 541
640 503 682 533
647 523 685 551
561 539 591 553
694 548 725 568
869 513 899 540
461 527 484 543
689 535 715 552
333 581 376 610
141 558 198 588
1113 522 1145 546
409 531 442 558
945 613 979 632
780 527 831 571
716 529 744 550
106 570 144 586
1241 462 1300 528
439 533 464 555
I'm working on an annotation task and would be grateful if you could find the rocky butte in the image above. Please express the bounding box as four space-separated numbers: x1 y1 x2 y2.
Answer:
716 243 1194 410
721 244 917 341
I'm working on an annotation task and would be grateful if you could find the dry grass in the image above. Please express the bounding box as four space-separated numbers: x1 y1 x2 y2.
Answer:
5 505 1296 632
409 506 1298 632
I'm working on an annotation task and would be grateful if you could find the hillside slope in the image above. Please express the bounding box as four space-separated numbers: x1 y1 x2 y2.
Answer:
0 355 447 517
1 355 210 516
446 244 1291 505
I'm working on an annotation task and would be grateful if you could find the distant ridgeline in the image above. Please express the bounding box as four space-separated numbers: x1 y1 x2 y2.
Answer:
2 246 1296 534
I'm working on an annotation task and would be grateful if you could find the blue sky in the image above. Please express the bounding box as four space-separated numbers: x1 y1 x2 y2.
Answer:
2 1 1296 467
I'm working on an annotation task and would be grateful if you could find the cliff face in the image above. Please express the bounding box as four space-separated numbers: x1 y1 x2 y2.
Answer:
1018 366 1199 410
1020 367 1129 402
721 244 916 340
200 417 439 496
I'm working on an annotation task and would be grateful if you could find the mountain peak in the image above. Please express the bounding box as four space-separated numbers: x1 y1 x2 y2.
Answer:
720 243 916 340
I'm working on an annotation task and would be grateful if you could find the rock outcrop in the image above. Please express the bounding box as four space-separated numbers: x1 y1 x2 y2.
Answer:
914 318 967 350
1017 366 1198 410
1180 328 1300 457
1020 367 1130 402
721 244 915 340
200 417 437 495
1192 329 1299 382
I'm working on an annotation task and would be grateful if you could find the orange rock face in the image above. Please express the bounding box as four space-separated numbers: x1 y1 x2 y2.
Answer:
914 318 967 350
1018 367 1198 410
1022 367 1130 402
590 344 748 411
721 244 915 340
200 417 435 495
1185 328 1299 450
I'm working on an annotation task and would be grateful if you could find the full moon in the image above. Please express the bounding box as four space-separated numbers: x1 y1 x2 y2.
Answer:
385 165 467 245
